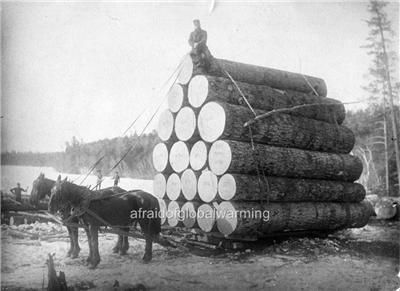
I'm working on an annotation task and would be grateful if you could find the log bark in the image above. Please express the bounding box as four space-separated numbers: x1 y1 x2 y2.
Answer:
174 106 199 142
153 173 167 199
181 169 201 201
157 110 175 142
181 201 200 228
216 201 374 236
197 203 217 232
167 83 187 113
208 140 363 182
152 143 172 173
198 101 354 153
179 55 327 96
166 173 184 201
198 170 219 203
188 75 344 124
218 173 366 202
169 141 190 173
189 140 209 171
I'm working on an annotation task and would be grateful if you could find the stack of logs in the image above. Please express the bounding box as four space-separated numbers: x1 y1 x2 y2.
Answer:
153 55 374 239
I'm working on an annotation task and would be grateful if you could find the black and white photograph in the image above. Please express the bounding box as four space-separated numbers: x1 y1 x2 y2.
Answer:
1 0 399 290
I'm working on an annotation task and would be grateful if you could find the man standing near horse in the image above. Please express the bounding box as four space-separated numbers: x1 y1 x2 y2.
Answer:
95 169 103 190
10 183 28 203
113 171 120 187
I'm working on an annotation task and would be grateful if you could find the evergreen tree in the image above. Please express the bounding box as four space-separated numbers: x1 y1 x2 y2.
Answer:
362 0 399 195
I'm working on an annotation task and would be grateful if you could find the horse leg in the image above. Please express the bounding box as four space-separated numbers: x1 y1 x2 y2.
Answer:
119 229 130 256
88 225 100 269
84 224 93 265
112 235 122 254
70 225 81 258
142 234 153 263
66 226 74 257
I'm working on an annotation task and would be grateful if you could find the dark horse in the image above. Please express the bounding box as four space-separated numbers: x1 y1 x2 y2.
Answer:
30 174 127 259
49 178 161 269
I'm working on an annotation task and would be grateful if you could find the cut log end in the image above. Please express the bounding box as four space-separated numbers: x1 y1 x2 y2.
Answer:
157 110 174 141
190 140 208 171
181 169 197 201
167 201 182 227
188 75 209 108
198 171 218 203
158 199 167 225
175 107 197 142
197 204 216 232
177 55 193 85
153 173 167 199
152 143 169 172
168 83 185 113
198 102 226 142
166 173 182 201
216 201 238 236
218 174 236 201
209 140 232 176
169 141 190 173
181 202 198 228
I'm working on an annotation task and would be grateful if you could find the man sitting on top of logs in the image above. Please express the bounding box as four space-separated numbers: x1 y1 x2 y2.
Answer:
189 19 212 70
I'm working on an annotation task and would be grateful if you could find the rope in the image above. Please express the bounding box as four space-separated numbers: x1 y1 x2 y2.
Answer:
89 55 185 191
121 108 147 136
223 70 257 117
244 100 367 127
301 74 319 96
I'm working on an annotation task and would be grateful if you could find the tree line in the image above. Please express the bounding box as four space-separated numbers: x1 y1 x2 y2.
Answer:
1 131 160 179
345 105 399 196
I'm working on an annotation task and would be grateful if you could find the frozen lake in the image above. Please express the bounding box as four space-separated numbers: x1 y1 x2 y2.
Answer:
1 165 153 195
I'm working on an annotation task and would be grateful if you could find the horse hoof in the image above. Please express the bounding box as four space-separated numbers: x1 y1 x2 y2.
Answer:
88 264 97 270
119 250 127 256
71 253 79 259
112 248 119 254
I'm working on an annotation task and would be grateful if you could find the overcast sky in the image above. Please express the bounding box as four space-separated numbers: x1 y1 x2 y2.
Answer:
1 1 399 152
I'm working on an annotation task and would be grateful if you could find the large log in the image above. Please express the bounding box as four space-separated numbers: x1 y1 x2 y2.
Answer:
153 173 167 199
198 170 219 203
167 200 184 227
189 140 209 171
157 110 175 141
188 75 344 124
218 173 366 202
181 169 200 201
166 173 183 201
197 203 217 232
174 106 198 142
152 143 171 173
178 55 327 96
169 141 190 173
198 101 354 153
167 83 187 113
181 201 199 228
208 140 363 182
216 201 374 237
